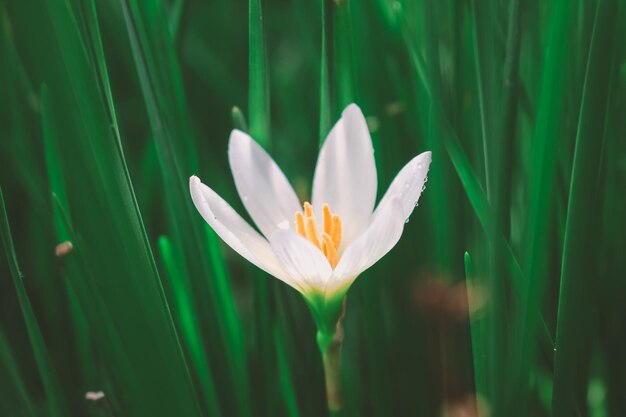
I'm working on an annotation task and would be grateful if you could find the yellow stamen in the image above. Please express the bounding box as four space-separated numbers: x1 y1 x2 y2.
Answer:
322 233 339 268
294 202 343 269
331 215 342 249
305 217 322 249
304 201 314 218
322 204 333 235
295 211 305 236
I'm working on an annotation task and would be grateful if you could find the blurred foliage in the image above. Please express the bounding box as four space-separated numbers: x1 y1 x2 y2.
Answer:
0 0 625 416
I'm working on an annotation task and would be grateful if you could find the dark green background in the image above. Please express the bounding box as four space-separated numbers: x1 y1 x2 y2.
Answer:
1 0 625 416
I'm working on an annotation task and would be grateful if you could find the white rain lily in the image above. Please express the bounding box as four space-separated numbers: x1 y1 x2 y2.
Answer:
190 104 431 333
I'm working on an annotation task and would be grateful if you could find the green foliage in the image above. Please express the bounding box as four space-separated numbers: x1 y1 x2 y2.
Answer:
0 0 625 416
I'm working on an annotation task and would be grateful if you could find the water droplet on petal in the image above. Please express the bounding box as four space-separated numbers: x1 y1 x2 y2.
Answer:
277 220 290 230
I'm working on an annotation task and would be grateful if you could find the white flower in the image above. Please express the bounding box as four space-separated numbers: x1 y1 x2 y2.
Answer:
190 104 431 331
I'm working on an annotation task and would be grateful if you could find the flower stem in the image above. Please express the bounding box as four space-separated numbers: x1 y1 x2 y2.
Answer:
317 297 346 415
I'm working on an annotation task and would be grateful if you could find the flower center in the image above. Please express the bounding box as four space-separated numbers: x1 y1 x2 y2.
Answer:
295 202 342 269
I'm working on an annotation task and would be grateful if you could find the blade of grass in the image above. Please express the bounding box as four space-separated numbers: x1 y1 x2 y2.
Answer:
514 0 574 407
552 0 619 415
249 0 270 147
333 0 355 109
168 0 185 43
274 304 301 417
419 0 456 270
0 188 68 417
320 0 355 133
465 252 486 401
232 105 249 132
497 0 521 239
41 84 70 241
38 0 205 414
404 28 555 382
0 326 36 417
469 0 497 199
117 2 251 415
158 236 222 417
468 2 510 410
443 122 555 365
43 84 100 394
319 0 332 143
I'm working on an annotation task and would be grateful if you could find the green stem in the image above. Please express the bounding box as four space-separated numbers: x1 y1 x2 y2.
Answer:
318 326 344 414
316 297 347 415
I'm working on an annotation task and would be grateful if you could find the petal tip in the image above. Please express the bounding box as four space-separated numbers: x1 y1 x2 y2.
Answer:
417 151 433 168
189 175 202 190
342 103 364 120
343 102 361 113
228 129 250 147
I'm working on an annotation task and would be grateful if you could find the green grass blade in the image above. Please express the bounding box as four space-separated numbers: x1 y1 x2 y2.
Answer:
319 0 355 133
422 0 457 270
158 236 222 417
274 314 301 417
118 2 251 414
469 0 497 199
232 105 249 132
552 0 620 415
80 0 122 147
249 0 270 147
0 189 68 417
465 252 486 401
0 326 36 417
319 0 332 144
41 84 70 241
168 0 185 42
404 18 555 365
510 0 574 411
37 0 205 414
333 0 355 109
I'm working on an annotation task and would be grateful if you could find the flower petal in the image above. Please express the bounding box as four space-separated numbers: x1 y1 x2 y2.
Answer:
312 104 377 249
228 130 301 238
374 151 431 221
328 198 405 296
269 230 333 295
190 176 304 293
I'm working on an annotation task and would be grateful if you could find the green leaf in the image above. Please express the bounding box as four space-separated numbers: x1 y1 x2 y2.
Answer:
552 0 620 415
249 0 270 147
0 188 68 417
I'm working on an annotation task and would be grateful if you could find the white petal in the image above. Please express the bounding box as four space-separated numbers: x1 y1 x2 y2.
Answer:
373 151 431 222
328 198 405 296
228 130 301 239
312 104 377 249
189 176 304 293
269 230 333 295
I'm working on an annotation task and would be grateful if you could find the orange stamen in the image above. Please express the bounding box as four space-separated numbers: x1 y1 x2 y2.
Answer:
294 202 343 269
322 204 333 235
322 233 339 268
305 217 322 249
295 211 305 236
304 201 314 217
331 215 342 249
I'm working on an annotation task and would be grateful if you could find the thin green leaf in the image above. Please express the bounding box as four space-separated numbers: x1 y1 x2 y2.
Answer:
249 0 270 147
0 189 68 417
553 0 619 415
